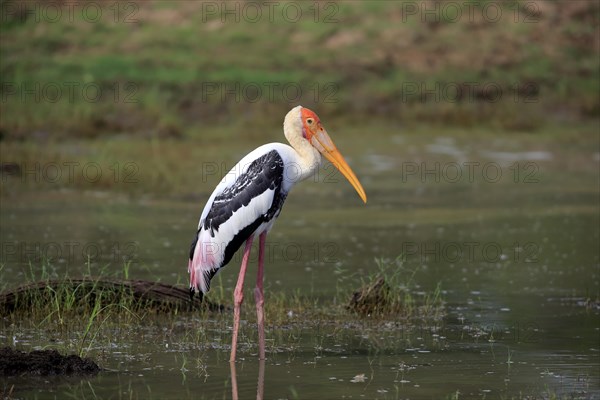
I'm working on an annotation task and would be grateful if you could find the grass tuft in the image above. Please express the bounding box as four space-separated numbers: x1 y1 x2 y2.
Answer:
347 256 445 319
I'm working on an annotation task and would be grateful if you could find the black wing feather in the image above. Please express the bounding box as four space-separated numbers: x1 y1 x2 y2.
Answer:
202 150 286 235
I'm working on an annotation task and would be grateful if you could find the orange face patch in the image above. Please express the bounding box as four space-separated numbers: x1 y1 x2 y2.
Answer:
300 107 322 140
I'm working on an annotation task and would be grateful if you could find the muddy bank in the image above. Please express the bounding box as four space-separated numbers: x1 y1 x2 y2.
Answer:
0 347 100 376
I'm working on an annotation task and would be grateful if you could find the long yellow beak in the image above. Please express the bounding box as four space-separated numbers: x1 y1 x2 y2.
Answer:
310 129 367 203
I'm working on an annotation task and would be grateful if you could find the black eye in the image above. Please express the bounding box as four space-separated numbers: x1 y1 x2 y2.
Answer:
307 118 314 125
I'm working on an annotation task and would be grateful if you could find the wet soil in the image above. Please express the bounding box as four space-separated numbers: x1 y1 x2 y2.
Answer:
348 277 393 314
0 347 100 376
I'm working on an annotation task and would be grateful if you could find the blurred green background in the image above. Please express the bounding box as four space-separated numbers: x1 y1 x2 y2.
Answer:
1 3 599 398
1 0 598 142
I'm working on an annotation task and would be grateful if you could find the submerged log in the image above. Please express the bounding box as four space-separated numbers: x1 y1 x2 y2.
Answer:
0 278 225 315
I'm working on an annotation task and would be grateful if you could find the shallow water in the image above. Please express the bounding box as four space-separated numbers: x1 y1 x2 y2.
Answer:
1 131 599 399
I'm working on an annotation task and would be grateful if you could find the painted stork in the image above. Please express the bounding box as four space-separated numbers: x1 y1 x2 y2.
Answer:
188 105 367 361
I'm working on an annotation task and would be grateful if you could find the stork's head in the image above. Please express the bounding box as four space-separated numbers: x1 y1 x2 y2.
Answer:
284 106 367 203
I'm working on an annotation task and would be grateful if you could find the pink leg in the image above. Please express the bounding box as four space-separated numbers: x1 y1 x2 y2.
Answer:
256 359 265 399
230 235 254 362
254 232 267 360
229 361 239 400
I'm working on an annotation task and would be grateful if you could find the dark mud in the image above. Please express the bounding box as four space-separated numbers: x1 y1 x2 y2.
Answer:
348 277 393 314
0 347 100 376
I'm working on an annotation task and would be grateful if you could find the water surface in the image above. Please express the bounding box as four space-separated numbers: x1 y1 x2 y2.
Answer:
1 130 598 399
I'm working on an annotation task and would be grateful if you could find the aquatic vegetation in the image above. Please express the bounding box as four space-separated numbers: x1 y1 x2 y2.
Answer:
347 256 444 318
1 257 445 319
0 256 445 361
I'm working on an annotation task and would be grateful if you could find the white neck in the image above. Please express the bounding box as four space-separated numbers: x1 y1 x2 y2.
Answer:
283 106 322 183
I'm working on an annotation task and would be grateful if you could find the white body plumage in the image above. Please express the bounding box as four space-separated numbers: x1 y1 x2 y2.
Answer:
187 105 366 298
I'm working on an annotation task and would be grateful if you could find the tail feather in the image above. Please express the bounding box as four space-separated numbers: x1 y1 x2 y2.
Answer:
188 231 219 295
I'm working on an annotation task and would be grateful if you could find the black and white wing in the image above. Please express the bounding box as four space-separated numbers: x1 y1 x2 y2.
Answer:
188 147 288 294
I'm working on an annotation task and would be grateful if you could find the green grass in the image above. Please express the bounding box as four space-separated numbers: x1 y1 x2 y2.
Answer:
0 255 445 358
1 1 598 140
340 255 444 318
